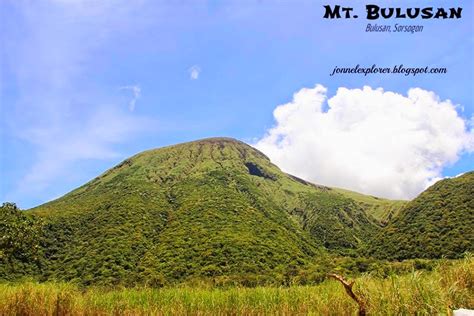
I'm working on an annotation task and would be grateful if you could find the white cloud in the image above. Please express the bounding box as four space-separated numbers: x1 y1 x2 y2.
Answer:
189 65 201 80
255 85 474 200
120 85 141 111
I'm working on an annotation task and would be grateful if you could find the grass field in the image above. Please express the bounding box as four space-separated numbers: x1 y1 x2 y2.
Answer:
1 257 472 315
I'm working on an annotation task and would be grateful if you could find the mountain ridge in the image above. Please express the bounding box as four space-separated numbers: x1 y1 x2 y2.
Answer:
31 137 405 221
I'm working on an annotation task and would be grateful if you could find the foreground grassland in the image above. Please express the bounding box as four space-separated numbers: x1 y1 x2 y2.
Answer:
1 258 472 315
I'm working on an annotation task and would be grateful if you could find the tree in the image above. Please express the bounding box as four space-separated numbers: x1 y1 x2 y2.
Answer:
0 203 43 279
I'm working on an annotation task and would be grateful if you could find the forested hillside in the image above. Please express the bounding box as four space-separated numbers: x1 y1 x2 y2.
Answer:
368 172 474 260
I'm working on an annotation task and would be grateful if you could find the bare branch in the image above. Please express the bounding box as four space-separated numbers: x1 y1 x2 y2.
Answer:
328 273 367 316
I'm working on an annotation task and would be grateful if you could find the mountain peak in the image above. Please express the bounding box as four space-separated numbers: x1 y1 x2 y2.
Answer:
133 137 271 165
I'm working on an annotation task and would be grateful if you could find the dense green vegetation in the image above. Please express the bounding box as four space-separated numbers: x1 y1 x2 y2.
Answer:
1 257 472 315
369 172 474 260
0 203 44 280
332 188 407 225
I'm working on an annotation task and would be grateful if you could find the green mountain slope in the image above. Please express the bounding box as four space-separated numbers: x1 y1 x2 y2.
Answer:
12 138 383 286
332 188 407 224
368 172 474 260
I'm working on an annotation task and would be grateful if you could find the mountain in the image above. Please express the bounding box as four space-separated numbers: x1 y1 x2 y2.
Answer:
368 172 474 260
7 137 386 286
7 137 469 286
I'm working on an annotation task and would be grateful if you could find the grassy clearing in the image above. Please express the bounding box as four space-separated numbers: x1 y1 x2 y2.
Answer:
1 257 472 315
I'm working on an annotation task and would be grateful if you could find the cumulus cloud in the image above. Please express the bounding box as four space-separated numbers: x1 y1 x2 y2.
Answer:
189 65 201 80
255 85 474 200
120 85 141 111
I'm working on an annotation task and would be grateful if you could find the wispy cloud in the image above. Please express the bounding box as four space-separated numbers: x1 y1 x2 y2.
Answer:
2 1 155 206
120 85 141 111
14 106 153 197
189 65 201 80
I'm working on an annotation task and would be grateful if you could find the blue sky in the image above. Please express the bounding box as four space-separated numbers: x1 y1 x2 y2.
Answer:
1 0 473 208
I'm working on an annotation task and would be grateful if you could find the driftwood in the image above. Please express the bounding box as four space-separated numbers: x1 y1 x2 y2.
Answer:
328 273 367 316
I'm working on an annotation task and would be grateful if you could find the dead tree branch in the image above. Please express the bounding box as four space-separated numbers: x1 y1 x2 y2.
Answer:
328 273 367 316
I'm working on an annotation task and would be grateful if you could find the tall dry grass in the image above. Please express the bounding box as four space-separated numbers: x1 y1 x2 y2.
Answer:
1 257 472 315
